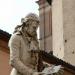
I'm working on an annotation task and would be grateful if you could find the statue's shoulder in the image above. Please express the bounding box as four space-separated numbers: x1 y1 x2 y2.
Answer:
10 32 22 40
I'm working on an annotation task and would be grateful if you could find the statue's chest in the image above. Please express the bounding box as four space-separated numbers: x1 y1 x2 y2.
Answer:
29 41 38 50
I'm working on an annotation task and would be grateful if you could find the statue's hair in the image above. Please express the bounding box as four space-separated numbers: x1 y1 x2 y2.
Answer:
13 25 23 34
13 13 39 34
21 13 39 23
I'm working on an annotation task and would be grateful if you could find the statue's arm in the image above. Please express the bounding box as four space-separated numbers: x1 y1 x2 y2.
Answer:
8 34 35 75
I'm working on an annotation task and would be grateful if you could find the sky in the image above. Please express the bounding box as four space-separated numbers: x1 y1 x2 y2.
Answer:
0 0 39 34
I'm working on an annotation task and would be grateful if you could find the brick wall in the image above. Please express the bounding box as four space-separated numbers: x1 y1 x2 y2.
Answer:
0 37 11 75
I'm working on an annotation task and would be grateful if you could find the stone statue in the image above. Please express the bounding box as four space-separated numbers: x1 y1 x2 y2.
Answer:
8 13 41 75
8 12 64 75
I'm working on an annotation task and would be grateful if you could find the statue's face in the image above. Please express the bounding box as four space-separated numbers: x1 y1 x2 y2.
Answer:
24 19 39 37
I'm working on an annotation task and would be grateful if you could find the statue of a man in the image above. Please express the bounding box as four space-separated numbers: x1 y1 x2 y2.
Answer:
8 13 41 75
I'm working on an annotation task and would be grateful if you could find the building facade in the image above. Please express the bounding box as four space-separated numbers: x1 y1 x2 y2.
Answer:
37 0 52 52
0 29 11 75
37 0 75 66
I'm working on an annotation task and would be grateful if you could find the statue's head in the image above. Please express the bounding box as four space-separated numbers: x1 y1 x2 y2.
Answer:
22 13 40 37
14 13 39 37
